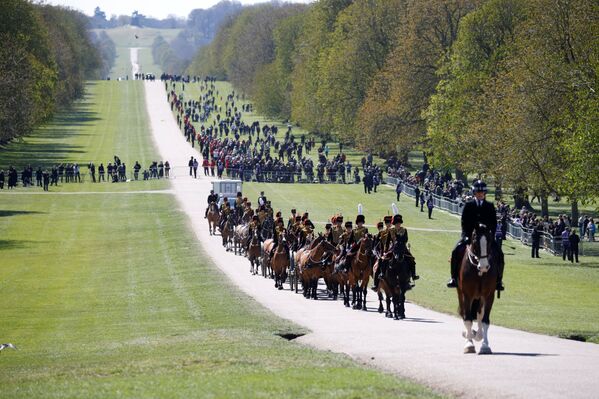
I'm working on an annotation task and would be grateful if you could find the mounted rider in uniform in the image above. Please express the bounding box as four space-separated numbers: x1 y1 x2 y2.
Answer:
335 221 355 272
446 180 504 291
204 189 218 218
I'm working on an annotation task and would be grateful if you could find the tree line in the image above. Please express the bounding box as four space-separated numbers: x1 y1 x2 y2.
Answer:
0 0 103 143
186 0 598 210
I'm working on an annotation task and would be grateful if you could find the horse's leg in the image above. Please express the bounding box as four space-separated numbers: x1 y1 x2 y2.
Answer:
312 277 318 300
385 294 392 318
361 282 368 311
392 294 400 320
344 281 350 307
462 297 476 353
398 290 405 319
377 292 384 313
479 295 494 355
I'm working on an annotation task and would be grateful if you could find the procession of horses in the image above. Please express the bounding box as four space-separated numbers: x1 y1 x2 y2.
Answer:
205 193 501 355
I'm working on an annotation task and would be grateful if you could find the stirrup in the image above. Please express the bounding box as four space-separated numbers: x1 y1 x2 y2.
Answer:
412 275 420 280
496 282 505 291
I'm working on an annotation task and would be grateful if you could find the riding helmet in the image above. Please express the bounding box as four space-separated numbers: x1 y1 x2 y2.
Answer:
472 180 488 193
356 214 365 224
392 214 403 225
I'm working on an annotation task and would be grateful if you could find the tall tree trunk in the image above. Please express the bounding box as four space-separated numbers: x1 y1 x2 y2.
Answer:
571 200 579 224
455 168 467 185
513 187 526 210
495 183 502 202
541 195 549 217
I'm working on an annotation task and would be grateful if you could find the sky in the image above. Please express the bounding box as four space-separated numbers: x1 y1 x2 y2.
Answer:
45 0 311 19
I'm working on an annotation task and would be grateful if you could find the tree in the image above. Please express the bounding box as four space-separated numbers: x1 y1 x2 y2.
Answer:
358 0 480 156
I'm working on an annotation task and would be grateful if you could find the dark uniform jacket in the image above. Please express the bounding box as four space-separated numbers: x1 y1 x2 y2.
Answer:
207 193 218 205
461 199 497 240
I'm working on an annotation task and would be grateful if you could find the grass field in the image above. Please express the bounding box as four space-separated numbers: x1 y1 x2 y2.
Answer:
239 182 599 343
96 26 181 79
0 81 443 397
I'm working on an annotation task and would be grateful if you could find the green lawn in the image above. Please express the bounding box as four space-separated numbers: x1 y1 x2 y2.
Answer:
240 182 599 343
0 81 168 192
0 81 443 398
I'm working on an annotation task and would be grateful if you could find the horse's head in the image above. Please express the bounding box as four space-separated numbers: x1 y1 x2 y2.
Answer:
470 223 492 274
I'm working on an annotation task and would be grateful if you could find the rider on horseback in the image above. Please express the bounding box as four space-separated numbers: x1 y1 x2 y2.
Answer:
219 197 231 230
204 189 218 218
331 215 344 245
334 221 355 272
287 209 297 230
446 180 504 291
269 217 287 259
247 215 261 251
372 214 418 290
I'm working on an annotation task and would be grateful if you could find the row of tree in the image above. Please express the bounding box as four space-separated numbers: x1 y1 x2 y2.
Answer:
186 0 598 209
0 0 102 143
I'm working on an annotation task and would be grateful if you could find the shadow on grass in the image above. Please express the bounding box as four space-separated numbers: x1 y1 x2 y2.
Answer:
0 239 27 250
0 210 44 218
0 106 100 169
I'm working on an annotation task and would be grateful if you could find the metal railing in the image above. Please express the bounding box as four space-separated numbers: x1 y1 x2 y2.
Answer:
385 176 576 256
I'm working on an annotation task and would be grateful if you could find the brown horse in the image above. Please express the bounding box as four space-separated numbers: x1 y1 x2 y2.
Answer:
375 246 411 320
456 224 499 354
206 202 220 235
247 229 262 275
220 214 234 251
348 235 374 310
297 235 336 299
271 237 290 290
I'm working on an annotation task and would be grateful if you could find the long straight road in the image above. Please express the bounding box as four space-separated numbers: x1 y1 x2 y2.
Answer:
142 77 599 399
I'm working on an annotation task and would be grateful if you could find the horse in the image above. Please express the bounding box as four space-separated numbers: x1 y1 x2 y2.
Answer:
206 202 220 235
348 235 374 310
233 223 250 255
271 236 290 290
297 235 336 299
456 223 499 355
375 243 412 320
247 229 262 275
220 214 235 251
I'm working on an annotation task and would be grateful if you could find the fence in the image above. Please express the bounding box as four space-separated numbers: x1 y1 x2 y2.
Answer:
385 176 579 257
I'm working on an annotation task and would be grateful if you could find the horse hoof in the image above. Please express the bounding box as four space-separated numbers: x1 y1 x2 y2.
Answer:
362 306 367 311
478 346 492 355
394 315 399 320
352 305 359 310
278 286 283 290
386 313 392 318
464 345 476 354
400 314 405 319
344 303 350 307
378 307 384 313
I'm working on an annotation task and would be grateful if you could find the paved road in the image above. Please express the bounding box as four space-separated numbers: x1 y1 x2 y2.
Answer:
143 78 599 399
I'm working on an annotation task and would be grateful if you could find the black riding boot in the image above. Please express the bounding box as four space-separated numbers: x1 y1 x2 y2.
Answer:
496 247 505 291
447 248 459 288
410 262 419 281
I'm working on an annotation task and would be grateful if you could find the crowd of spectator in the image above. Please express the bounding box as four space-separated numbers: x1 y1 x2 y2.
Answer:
164 77 386 186
0 155 171 190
